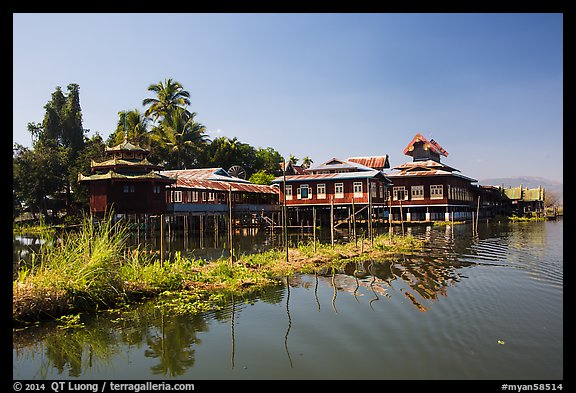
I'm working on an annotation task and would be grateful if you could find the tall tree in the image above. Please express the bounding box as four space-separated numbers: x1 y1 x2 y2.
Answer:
288 154 299 165
150 108 209 169
13 143 67 220
301 156 314 169
142 78 191 125
107 110 150 147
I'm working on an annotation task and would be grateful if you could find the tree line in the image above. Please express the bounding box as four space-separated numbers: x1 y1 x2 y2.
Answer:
13 79 313 221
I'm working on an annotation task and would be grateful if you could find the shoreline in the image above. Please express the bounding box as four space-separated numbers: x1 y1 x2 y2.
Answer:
13 233 425 328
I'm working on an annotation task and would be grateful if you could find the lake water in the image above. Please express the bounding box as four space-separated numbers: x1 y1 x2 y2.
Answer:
12 220 563 380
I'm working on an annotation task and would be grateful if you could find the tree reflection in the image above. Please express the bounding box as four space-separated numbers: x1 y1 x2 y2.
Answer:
144 313 203 377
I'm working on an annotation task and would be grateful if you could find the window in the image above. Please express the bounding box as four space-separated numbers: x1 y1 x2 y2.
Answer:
353 182 363 198
393 186 408 201
192 191 199 202
430 185 444 199
335 183 344 199
298 184 311 199
370 182 377 198
411 185 424 200
317 184 326 199
379 184 384 199
123 184 136 193
208 192 215 201
285 185 293 200
174 190 183 203
153 185 161 200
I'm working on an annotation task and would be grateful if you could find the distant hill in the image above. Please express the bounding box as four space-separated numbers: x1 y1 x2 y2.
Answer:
479 176 563 204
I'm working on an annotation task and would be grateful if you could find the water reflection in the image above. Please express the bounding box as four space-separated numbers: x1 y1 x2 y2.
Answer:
13 221 563 379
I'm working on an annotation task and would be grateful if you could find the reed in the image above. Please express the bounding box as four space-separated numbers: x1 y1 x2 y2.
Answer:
13 214 427 326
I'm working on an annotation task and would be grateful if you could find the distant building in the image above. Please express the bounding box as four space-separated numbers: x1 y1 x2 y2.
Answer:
503 185 545 216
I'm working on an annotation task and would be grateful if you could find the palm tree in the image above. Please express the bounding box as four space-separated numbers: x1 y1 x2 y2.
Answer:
301 156 313 169
142 78 191 125
288 154 299 165
151 108 210 169
111 110 150 147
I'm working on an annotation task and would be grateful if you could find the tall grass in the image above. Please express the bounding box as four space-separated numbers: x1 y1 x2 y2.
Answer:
14 213 427 325
14 212 129 321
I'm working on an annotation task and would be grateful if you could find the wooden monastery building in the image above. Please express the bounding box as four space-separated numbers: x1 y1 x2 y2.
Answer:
386 133 479 222
161 168 280 215
272 156 392 226
77 137 175 216
78 138 280 228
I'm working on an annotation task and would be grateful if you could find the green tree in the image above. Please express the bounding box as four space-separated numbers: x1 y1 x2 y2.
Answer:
288 154 299 165
248 170 275 185
107 110 150 147
20 84 87 215
13 143 67 220
255 146 284 176
301 156 314 169
149 108 210 169
142 78 191 125
198 136 258 176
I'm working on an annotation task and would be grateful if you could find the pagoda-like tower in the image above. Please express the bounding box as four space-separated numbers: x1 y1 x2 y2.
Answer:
78 137 175 215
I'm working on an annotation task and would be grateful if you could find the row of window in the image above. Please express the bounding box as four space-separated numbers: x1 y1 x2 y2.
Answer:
391 185 473 201
168 190 245 203
123 185 161 193
286 182 383 200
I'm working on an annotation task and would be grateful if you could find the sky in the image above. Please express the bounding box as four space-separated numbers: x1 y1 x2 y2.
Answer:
13 13 563 184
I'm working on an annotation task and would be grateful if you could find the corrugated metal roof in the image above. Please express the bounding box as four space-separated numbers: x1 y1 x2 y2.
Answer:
387 169 477 182
403 133 449 157
169 178 279 195
347 156 390 170
307 158 375 173
272 170 389 183
392 159 457 172
161 168 251 183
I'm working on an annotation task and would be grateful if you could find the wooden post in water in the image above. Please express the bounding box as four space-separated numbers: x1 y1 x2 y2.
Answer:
229 185 234 266
283 161 288 262
476 195 480 234
352 197 357 247
399 197 405 237
388 193 392 241
200 214 204 249
313 206 317 254
368 179 373 244
330 196 335 247
160 214 164 267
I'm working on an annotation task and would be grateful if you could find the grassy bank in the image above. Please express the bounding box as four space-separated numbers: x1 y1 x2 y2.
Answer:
13 215 426 326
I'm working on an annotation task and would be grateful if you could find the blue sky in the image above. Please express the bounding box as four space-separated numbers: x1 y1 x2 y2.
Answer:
13 13 563 183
